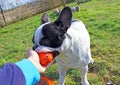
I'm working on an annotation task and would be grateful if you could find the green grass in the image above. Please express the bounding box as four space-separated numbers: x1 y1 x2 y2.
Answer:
0 0 120 84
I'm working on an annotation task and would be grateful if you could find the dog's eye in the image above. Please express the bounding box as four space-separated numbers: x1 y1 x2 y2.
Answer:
40 37 50 46
40 40 48 45
58 35 65 40
44 40 48 44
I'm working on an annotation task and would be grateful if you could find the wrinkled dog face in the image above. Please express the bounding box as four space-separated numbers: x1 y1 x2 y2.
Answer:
32 7 72 52
40 22 66 48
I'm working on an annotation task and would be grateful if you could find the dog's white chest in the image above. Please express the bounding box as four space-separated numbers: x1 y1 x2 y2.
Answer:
55 21 92 68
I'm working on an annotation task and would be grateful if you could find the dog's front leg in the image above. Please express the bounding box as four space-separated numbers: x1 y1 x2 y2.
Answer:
58 64 68 85
80 64 90 85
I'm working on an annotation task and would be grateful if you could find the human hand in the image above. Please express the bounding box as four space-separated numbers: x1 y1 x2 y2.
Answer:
26 49 53 73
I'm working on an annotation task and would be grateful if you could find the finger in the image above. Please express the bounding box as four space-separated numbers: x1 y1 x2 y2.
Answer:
26 49 38 58
26 49 33 57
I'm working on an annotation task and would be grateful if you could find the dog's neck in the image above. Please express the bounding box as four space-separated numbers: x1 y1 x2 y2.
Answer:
60 32 72 52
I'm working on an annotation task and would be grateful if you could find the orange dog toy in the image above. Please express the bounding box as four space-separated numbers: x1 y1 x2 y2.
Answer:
37 76 55 85
37 52 54 66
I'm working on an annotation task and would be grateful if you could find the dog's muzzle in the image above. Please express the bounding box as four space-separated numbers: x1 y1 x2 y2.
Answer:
33 46 60 57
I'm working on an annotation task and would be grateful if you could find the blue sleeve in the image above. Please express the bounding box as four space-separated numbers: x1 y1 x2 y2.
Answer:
0 63 26 85
16 59 40 85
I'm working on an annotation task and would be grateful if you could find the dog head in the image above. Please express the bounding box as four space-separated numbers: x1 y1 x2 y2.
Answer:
32 7 72 56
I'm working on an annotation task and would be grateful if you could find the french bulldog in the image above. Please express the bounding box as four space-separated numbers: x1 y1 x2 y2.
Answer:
32 7 94 85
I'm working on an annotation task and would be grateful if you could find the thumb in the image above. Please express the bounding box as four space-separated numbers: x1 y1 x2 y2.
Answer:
27 49 39 61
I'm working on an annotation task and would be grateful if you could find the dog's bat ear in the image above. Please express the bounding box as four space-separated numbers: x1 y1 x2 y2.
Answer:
55 7 72 32
41 13 50 24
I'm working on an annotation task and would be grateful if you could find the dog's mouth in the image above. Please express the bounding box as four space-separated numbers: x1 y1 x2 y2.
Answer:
33 46 60 57
53 51 60 57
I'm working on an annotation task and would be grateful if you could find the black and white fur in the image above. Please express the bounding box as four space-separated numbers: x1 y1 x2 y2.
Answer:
32 7 94 85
